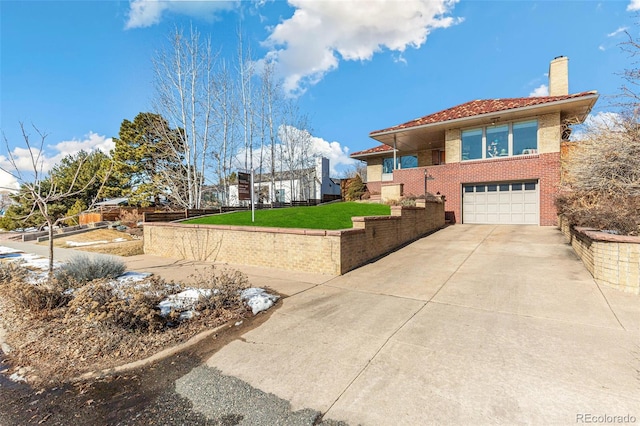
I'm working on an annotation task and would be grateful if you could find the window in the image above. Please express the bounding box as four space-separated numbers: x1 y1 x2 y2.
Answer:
461 120 538 161
382 155 418 173
462 129 483 160
399 155 418 169
382 158 394 174
486 125 509 158
513 120 538 155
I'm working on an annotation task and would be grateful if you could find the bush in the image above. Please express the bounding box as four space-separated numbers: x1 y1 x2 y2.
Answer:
0 277 70 312
558 114 640 235
189 266 249 313
345 175 366 201
66 277 173 332
556 191 640 235
0 262 29 284
55 255 126 287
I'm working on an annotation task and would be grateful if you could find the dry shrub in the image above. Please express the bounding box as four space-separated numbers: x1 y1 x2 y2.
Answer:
556 191 640 235
0 261 29 284
190 266 249 314
119 209 144 225
558 115 640 235
55 255 126 288
0 277 70 312
66 278 173 332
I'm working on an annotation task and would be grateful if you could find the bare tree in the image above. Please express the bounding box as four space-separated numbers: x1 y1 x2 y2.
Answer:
0 124 107 275
619 26 640 112
153 26 217 209
279 101 314 201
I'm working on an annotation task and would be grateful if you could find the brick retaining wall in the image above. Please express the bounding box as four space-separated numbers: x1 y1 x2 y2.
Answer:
559 216 640 295
143 201 445 275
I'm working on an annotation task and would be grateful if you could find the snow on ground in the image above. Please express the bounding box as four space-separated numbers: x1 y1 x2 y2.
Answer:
241 288 280 314
0 244 279 322
66 240 108 247
65 237 130 247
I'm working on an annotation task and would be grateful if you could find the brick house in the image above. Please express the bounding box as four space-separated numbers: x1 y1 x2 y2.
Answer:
351 57 598 226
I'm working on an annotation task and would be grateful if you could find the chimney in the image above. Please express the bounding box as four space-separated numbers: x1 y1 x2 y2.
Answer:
548 56 569 96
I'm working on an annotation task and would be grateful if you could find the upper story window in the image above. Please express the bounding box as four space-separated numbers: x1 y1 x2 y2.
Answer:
461 119 538 161
382 155 418 173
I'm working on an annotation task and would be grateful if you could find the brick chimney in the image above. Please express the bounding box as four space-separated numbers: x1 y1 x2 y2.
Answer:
548 56 569 96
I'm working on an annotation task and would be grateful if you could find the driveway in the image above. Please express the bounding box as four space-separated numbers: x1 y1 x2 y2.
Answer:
179 225 639 425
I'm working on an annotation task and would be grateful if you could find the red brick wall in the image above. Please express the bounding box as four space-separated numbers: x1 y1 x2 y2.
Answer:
391 153 561 226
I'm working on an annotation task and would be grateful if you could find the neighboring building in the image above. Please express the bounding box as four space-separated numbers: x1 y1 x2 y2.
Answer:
351 57 598 226
228 157 341 206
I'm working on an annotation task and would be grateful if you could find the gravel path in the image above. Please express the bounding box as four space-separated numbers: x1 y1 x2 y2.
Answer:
176 365 347 425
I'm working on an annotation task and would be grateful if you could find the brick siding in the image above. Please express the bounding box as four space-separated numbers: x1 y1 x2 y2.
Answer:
392 152 561 225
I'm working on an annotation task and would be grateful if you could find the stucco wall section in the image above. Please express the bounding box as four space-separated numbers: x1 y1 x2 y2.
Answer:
445 129 461 163
144 202 445 275
366 157 383 183
538 112 561 154
381 183 403 202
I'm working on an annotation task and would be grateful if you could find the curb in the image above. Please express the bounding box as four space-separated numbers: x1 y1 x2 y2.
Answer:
72 323 229 382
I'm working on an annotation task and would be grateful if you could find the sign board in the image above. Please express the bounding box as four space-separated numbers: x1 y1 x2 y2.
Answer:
237 172 251 201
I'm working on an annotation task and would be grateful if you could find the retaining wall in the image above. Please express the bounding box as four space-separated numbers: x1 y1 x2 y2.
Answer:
559 216 640 295
143 201 445 275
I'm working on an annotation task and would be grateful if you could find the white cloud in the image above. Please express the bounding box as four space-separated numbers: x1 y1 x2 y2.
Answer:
234 125 355 176
570 111 623 141
529 84 549 97
607 26 628 37
125 0 236 29
599 45 606 51
0 132 113 191
264 0 461 96
627 0 640 11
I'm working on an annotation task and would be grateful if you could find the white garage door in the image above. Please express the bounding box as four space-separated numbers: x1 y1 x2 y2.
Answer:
462 181 539 225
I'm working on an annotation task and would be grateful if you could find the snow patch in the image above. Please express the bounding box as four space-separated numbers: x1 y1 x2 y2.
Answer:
66 240 108 247
241 288 279 315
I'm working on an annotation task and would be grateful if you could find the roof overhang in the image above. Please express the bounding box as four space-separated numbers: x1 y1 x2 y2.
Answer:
369 93 599 152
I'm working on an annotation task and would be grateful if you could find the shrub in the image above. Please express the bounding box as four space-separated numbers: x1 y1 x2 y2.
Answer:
0 277 70 312
0 262 29 284
558 114 640 235
189 266 250 313
345 175 366 201
66 277 172 332
55 255 126 287
556 191 640 235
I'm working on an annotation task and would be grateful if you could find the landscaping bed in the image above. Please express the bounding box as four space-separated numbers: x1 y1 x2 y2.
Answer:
0 248 278 385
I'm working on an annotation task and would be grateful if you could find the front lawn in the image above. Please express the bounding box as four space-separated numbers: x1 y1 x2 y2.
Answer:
183 202 391 230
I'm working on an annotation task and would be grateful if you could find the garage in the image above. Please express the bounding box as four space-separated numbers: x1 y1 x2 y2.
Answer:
462 181 539 225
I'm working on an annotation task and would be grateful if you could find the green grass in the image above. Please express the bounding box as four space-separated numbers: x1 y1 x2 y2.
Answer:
183 202 391 230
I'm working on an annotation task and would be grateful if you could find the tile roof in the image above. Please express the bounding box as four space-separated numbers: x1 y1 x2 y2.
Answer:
351 144 394 157
369 91 598 136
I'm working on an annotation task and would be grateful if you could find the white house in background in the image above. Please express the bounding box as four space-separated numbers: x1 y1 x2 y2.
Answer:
228 157 341 206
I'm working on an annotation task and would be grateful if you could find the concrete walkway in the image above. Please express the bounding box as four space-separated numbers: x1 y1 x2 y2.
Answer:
191 225 639 425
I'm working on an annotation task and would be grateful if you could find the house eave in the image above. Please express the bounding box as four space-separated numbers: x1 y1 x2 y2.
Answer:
369 93 599 152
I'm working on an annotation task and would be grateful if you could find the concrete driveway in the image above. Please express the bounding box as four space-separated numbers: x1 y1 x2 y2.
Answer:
185 225 639 425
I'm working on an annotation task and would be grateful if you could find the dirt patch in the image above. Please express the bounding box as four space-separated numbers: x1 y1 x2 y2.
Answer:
76 240 144 256
0 293 253 386
42 229 144 256
0 302 279 426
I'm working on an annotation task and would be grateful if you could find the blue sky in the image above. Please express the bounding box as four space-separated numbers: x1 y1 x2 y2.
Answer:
1 0 638 189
